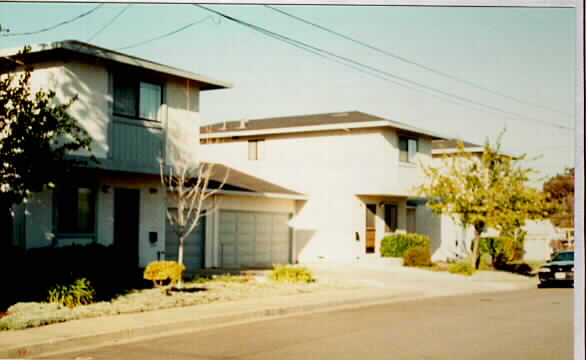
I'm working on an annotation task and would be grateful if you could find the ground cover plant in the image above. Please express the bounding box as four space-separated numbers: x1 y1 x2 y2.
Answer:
0 271 360 331
269 265 315 283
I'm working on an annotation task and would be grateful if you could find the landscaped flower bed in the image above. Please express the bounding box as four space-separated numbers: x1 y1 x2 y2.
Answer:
0 275 361 331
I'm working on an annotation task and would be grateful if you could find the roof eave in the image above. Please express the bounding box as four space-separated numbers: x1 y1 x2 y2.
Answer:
201 120 448 140
0 40 232 90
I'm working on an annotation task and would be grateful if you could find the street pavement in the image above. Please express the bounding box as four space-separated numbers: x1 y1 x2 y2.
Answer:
44 288 574 360
0 263 543 359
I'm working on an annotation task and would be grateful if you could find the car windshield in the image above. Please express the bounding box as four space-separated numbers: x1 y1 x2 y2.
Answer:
552 252 574 262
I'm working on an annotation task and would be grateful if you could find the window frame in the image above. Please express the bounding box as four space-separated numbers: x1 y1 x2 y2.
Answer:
399 136 419 164
54 185 97 236
248 139 264 160
113 74 164 122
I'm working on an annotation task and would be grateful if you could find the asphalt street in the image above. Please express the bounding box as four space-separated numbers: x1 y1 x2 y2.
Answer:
47 288 573 360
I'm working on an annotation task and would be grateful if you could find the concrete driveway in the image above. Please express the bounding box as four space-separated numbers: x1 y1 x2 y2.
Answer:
306 262 539 296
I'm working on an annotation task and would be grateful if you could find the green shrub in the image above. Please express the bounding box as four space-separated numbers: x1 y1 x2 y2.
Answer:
143 261 186 294
380 233 431 258
448 263 475 276
479 232 526 267
47 278 95 307
402 246 432 267
269 265 315 283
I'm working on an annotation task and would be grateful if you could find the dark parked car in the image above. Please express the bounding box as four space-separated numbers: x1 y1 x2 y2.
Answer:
538 250 574 287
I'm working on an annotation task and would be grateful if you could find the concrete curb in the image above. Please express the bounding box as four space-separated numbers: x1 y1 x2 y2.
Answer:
0 291 424 359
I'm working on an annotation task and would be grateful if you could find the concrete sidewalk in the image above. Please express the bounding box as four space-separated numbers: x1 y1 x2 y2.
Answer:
0 265 537 359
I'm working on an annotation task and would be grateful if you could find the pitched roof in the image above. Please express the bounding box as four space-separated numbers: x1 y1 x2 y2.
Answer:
0 40 231 90
205 162 305 198
432 139 482 150
201 111 448 140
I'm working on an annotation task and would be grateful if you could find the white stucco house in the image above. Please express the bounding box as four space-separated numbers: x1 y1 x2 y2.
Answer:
199 111 452 265
2 40 304 270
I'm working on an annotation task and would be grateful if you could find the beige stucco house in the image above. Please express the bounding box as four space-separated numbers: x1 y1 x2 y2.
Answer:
200 111 449 265
2 41 303 270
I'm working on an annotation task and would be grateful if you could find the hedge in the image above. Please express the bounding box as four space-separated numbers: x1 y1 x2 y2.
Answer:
380 233 431 258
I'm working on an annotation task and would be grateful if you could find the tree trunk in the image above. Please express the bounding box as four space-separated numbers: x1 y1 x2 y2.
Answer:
177 237 185 267
176 234 186 289
470 230 482 269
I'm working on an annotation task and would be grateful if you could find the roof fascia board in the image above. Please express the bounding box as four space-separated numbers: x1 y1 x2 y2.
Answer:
202 120 447 140
1 41 232 90
432 147 484 155
213 189 308 200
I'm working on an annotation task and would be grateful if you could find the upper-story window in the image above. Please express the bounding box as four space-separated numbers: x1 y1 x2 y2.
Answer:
248 139 264 160
399 136 418 163
113 76 162 121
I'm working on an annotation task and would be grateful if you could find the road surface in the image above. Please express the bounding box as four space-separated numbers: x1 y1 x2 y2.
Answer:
47 288 573 360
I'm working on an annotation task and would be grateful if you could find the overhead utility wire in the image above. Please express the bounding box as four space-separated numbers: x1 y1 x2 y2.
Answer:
1 4 104 37
116 16 212 50
265 5 572 119
195 5 573 131
87 4 131 42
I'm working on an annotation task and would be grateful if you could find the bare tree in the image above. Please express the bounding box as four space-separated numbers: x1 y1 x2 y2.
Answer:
161 159 228 272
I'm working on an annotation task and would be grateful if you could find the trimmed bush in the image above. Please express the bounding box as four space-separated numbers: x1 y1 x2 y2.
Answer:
448 263 475 276
380 233 431 258
403 246 432 267
269 265 315 283
144 261 186 295
48 278 95 307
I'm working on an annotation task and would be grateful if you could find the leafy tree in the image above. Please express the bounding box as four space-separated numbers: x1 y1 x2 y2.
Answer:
1 58 93 240
543 168 574 229
416 136 555 268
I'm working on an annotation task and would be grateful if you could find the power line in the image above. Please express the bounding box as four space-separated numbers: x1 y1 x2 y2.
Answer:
88 4 131 42
195 5 573 131
265 5 573 119
116 16 212 51
1 4 104 37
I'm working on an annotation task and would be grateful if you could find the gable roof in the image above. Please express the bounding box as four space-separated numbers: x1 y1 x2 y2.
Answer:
201 111 448 140
0 40 231 90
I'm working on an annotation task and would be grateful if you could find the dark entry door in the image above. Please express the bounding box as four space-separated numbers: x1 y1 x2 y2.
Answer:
114 189 140 267
365 204 376 254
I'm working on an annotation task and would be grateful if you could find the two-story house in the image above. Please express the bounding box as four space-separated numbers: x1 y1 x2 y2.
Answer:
200 111 449 265
1 40 230 267
0 41 304 270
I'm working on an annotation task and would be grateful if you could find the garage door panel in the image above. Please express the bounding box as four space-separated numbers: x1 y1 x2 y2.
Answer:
220 244 238 267
165 211 204 270
219 210 291 268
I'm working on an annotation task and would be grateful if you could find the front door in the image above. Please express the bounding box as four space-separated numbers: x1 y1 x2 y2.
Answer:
365 204 376 254
114 189 140 267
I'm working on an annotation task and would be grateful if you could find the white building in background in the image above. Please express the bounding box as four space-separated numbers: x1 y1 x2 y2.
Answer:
200 111 449 265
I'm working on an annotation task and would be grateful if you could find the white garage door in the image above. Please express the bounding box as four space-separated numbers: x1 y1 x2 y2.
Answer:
219 211 291 268
165 211 205 270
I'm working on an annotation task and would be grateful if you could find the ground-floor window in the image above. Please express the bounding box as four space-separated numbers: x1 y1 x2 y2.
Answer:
55 186 96 234
384 204 398 233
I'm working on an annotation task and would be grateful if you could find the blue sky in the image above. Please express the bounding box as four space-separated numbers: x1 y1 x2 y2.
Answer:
0 3 577 183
